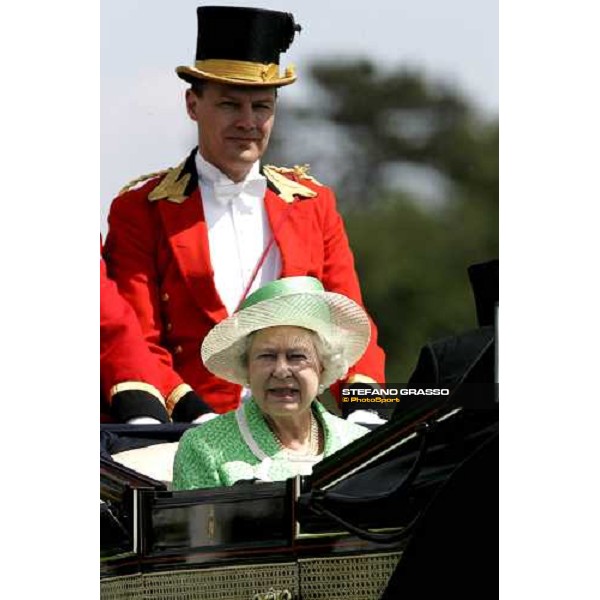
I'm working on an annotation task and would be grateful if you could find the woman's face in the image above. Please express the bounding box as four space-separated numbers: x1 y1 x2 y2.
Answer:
247 326 323 419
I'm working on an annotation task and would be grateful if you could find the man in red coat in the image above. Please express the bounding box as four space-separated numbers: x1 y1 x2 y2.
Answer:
101 255 213 423
101 254 169 423
103 6 386 417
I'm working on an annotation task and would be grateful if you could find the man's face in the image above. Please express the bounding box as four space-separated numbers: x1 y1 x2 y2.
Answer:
185 82 276 182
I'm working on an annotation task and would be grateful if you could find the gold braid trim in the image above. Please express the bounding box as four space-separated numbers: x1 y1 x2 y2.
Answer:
263 164 321 204
118 170 168 195
268 164 323 185
109 382 166 406
177 60 296 85
346 374 379 386
166 383 194 414
195 59 285 82
147 160 191 203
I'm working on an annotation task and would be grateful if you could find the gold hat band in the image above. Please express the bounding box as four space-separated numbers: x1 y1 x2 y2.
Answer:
194 59 295 83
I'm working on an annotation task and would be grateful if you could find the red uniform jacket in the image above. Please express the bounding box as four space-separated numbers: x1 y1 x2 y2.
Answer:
100 255 170 421
103 151 385 414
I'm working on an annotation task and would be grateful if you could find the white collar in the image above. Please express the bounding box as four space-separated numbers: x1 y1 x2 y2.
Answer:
195 151 265 207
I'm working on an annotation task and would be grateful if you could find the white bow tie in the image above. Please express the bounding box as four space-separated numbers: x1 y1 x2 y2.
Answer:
213 178 265 209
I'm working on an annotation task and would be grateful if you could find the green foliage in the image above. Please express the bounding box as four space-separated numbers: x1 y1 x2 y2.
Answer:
345 195 493 382
269 59 498 382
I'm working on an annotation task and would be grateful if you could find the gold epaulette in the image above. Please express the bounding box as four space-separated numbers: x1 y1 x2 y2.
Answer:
147 161 191 203
118 169 169 195
263 164 322 204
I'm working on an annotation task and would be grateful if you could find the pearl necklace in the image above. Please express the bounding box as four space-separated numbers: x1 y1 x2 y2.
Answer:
270 411 321 456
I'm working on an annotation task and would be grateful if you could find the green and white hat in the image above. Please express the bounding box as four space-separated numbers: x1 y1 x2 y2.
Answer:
201 277 371 387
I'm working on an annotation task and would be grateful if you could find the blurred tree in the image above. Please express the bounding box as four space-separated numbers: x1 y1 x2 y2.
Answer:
266 60 498 382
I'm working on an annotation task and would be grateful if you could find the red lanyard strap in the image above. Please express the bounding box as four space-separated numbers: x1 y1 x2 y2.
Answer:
234 202 294 313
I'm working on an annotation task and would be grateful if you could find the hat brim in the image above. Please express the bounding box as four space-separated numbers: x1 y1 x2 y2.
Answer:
201 291 371 387
176 65 297 87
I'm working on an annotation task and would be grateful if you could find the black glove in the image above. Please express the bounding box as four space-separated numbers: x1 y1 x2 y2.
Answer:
171 390 213 423
110 390 170 424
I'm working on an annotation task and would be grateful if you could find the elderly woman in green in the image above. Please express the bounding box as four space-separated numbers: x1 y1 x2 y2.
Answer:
172 276 372 490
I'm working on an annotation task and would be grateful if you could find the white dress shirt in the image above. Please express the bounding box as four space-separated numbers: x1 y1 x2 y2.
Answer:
195 152 282 316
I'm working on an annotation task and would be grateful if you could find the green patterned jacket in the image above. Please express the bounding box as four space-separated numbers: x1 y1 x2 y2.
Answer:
173 398 368 490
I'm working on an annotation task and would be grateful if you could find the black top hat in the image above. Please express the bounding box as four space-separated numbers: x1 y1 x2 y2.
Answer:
176 6 302 87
